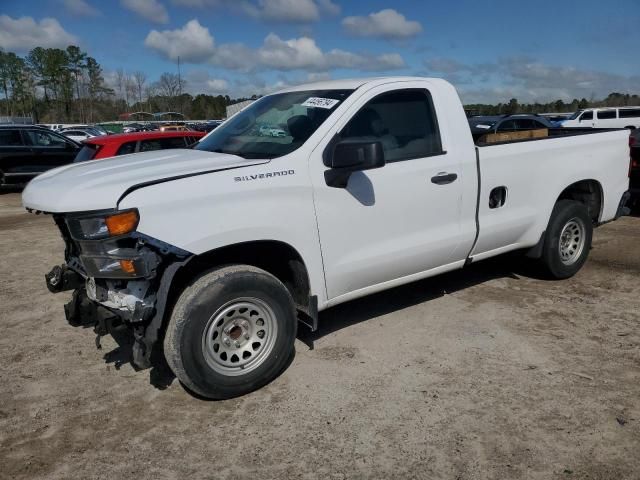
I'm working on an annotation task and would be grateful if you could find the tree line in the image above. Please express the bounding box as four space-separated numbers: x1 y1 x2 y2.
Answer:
0 45 252 123
0 46 113 122
1 44 639 123
466 92 640 116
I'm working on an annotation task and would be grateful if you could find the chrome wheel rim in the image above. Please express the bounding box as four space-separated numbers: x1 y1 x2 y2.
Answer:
202 297 278 376
559 217 586 266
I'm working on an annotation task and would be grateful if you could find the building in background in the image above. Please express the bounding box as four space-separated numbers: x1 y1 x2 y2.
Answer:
226 100 254 119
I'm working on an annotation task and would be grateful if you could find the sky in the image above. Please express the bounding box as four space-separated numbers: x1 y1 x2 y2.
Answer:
1 0 639 103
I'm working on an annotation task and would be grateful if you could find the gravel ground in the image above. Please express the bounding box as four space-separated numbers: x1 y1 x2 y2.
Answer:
0 191 638 480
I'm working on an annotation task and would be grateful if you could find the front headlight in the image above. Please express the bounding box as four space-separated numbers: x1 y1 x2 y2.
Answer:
80 255 150 278
66 209 139 240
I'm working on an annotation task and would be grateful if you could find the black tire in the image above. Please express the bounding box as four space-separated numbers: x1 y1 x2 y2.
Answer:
164 265 297 399
540 200 593 279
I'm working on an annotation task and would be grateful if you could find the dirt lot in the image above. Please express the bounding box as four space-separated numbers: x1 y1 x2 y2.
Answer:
0 191 638 480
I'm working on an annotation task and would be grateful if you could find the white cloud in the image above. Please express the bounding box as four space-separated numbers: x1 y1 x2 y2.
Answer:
62 0 101 16
0 15 79 52
423 56 640 103
145 19 215 61
306 72 331 82
170 0 212 5
256 33 325 69
170 0 338 23
424 57 469 75
243 0 320 23
183 71 335 98
214 33 405 71
316 0 340 15
183 70 229 94
342 9 422 40
145 21 405 72
121 0 169 24
207 78 229 91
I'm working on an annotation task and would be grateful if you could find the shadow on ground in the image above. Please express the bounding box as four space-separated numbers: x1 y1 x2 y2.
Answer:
297 253 542 348
70 251 543 398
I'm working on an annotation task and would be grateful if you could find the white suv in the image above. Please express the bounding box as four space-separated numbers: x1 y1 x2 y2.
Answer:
560 107 640 129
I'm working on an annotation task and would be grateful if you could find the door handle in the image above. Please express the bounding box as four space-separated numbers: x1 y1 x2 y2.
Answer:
430 172 458 185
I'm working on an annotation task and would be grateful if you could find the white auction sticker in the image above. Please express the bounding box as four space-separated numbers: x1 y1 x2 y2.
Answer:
301 97 340 109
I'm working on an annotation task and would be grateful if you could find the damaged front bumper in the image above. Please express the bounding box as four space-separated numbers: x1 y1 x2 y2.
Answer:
45 211 192 369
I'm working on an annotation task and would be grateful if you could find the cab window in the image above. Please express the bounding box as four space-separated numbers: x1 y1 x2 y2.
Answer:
341 89 443 163
580 111 593 121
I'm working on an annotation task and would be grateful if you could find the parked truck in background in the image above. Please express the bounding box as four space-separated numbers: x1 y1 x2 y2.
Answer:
22 77 631 399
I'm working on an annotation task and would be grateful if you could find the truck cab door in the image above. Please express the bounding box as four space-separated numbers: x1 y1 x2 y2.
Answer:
309 83 476 302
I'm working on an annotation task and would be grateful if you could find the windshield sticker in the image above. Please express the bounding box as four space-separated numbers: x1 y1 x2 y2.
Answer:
301 97 340 109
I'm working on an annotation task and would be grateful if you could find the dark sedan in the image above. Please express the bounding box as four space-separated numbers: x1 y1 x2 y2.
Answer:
469 114 554 139
0 125 80 187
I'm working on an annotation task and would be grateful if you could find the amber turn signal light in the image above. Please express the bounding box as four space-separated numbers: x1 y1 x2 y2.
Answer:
119 259 136 274
105 210 139 236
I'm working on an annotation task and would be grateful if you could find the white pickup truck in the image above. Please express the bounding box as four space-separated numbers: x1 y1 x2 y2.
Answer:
23 77 631 399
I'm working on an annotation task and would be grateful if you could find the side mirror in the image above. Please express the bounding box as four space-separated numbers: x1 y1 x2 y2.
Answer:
325 140 385 188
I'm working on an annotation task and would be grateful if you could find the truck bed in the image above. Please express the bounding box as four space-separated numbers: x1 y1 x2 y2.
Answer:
474 127 623 147
471 127 630 262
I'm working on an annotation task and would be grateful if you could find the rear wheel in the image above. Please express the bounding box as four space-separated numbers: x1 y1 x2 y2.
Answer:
539 200 593 279
164 265 297 399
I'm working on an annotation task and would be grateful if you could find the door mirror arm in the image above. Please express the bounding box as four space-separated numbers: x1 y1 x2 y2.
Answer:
324 139 385 188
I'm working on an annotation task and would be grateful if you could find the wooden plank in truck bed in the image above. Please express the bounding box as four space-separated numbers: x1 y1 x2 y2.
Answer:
480 128 549 144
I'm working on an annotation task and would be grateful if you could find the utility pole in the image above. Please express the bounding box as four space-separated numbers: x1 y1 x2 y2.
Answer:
177 56 182 115
177 56 182 95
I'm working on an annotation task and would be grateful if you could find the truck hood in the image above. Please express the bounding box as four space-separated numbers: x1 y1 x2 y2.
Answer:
22 149 270 213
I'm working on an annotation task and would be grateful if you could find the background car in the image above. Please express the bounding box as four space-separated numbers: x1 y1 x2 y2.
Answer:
59 127 104 142
74 130 206 162
159 124 191 132
559 107 640 129
468 114 554 138
0 125 80 186
630 129 640 209
122 123 159 133
188 121 221 133
68 124 110 136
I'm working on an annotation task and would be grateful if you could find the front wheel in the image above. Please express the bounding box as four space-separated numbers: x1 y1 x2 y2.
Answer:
164 265 297 399
539 200 593 279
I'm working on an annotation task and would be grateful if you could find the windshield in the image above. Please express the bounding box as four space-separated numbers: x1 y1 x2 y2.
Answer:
196 89 353 159
74 144 98 162
568 110 583 120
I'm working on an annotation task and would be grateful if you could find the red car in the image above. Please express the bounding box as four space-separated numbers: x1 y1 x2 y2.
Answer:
74 131 206 162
